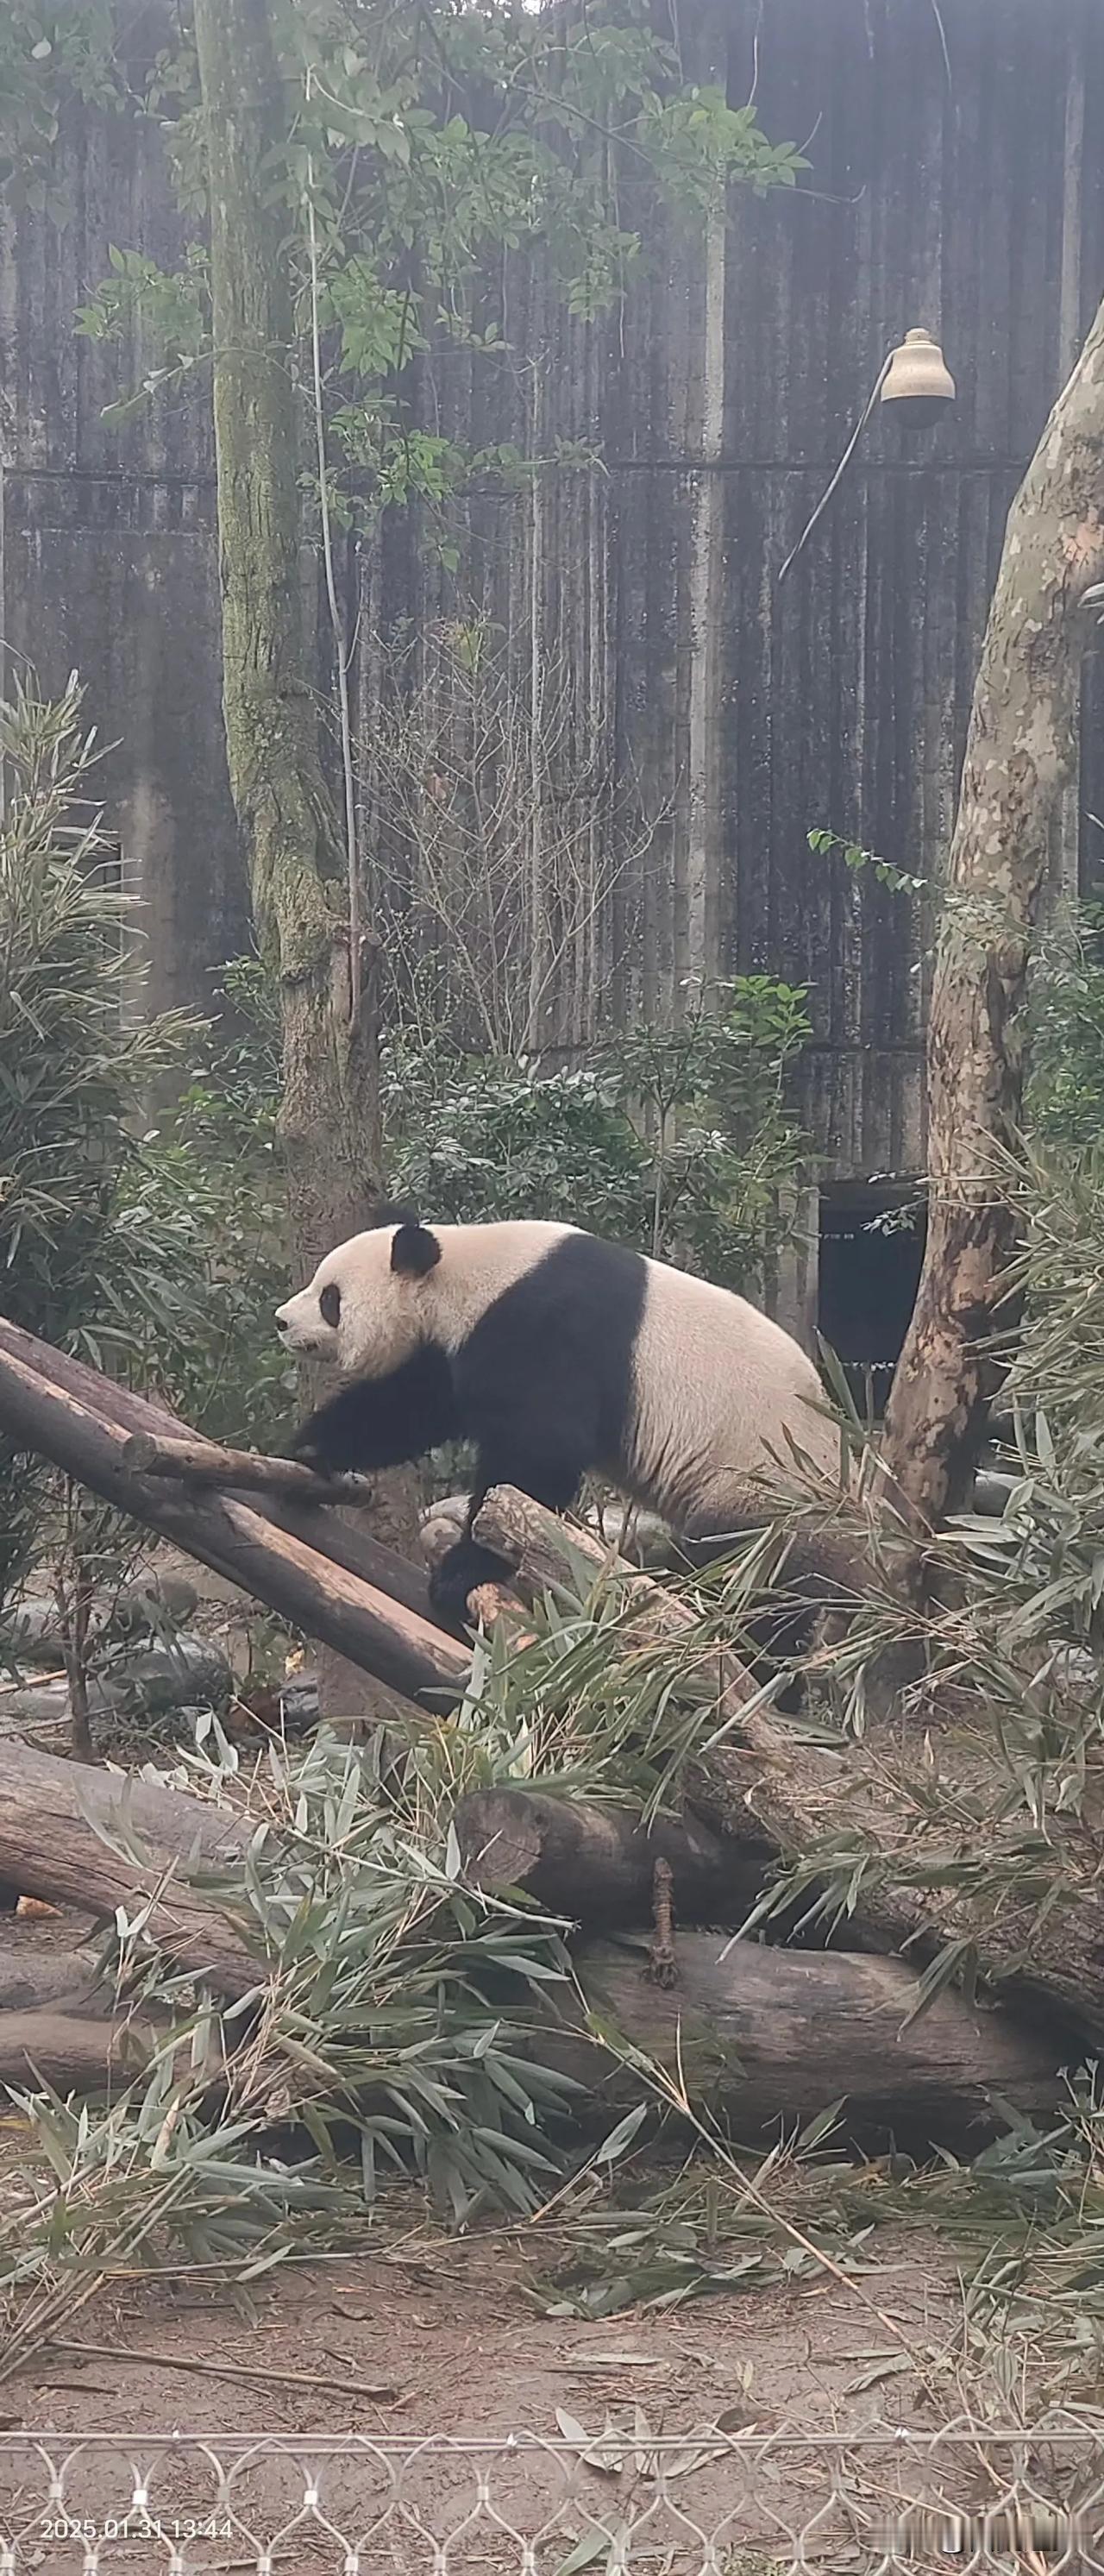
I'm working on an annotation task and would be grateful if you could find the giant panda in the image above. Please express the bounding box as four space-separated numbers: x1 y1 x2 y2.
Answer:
275 1210 846 1637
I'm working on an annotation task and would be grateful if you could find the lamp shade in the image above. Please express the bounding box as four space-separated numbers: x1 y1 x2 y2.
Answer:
879 327 955 423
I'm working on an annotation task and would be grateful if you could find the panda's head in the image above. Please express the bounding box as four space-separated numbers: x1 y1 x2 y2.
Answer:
274 1209 442 1378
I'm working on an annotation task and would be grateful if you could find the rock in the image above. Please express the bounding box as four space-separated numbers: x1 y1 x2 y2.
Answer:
89 1631 233 1720
0 1681 72 1731
0 1596 64 1665
103 1571 201 1637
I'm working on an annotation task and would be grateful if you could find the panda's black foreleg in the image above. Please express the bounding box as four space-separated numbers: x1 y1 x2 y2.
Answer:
427 1441 586 1638
289 1348 458 1475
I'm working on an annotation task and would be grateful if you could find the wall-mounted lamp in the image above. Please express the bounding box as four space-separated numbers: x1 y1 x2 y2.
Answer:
778 326 956 584
879 326 956 430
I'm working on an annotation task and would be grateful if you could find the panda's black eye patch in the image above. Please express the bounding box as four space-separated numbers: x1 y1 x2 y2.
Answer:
319 1283 342 1329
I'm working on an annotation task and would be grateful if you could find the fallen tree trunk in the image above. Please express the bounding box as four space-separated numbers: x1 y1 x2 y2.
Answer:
554 1933 1063 2146
0 1323 467 1714
471 1487 1104 2050
0 1753 1064 2141
0 2011 158 2093
454 1785 770 1926
0 1743 259 1997
0 1945 116 2013
0 1939 1060 2143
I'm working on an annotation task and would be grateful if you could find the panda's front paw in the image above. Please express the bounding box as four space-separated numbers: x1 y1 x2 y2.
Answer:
429 1537 516 1638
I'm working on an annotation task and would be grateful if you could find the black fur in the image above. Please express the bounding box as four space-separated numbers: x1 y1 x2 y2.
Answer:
292 1230 648 1636
391 1222 442 1279
291 1344 459 1474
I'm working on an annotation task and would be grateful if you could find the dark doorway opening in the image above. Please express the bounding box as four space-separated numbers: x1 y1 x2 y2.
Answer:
818 1182 926 1419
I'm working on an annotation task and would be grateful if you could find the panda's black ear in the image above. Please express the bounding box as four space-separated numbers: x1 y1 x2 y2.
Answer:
391 1222 442 1279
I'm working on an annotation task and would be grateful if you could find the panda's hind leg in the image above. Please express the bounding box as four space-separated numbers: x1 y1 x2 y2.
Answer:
428 1536 516 1636
427 1436 586 1638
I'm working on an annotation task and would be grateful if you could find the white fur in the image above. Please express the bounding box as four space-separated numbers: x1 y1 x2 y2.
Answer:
626 1260 839 1530
275 1222 569 1373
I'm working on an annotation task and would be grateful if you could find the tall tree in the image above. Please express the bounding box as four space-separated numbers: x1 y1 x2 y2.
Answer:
192 0 379 1278
882 293 1104 1527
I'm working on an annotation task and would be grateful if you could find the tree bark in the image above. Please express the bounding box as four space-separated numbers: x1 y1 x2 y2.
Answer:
120 1431 374 1506
0 1758 1062 2144
454 1786 770 1926
0 1945 1059 2146
0 1314 438 1630
0 1947 116 2014
0 1326 467 1713
557 1935 1063 2148
0 1744 259 1997
882 292 1104 1524
191 0 421 1727
470 1487 1104 2050
0 2012 157 2093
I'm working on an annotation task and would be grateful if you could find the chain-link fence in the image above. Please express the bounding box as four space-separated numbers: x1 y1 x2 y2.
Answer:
1 2425 1103 2573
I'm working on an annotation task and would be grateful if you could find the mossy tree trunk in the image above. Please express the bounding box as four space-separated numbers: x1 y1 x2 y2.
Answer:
193 0 375 1267
192 0 418 1625
882 294 1104 1528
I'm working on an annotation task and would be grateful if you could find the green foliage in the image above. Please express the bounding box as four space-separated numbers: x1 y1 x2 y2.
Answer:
383 982 808 1291
1025 900 1104 1153
0 0 122 220
141 959 293 1451
0 679 198 1364
806 827 927 900
607 981 811 1279
0 692 298 1598
0 676 210 1588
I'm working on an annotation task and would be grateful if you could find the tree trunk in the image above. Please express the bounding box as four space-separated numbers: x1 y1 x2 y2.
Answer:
0 2012 157 2094
454 1786 770 1926
882 292 1104 1525
0 1313 438 1630
191 0 420 1722
553 1935 1063 2149
0 1945 1059 2148
0 1744 259 1997
0 1755 1063 2145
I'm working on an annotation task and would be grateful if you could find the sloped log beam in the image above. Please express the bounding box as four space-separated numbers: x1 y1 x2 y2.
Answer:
0 1324 466 1713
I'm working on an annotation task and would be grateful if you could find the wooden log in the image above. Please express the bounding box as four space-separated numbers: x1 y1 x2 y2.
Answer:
470 1487 1104 2051
0 2011 156 2093
0 1314 440 1633
0 1947 115 2013
454 1786 770 1926
0 1324 468 1715
556 1934 1063 2147
0 1948 1059 2146
0 1763 1061 2145
0 1743 259 1997
122 1429 375 1508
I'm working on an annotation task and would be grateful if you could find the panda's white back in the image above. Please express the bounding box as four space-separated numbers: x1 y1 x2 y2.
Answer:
625 1250 841 1530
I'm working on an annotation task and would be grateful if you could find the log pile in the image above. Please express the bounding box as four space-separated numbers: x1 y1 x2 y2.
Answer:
0 1316 1088 2152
